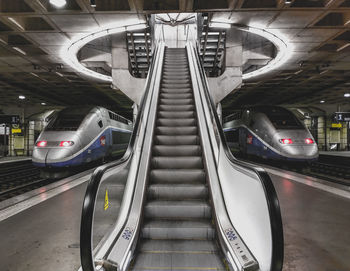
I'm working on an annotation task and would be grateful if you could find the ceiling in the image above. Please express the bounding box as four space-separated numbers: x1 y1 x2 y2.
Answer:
0 0 349 118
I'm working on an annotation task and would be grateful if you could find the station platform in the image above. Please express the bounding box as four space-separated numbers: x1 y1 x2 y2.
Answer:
319 151 350 157
0 156 32 164
0 167 348 271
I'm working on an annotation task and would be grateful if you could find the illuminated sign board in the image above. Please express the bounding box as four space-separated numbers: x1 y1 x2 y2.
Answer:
334 112 350 122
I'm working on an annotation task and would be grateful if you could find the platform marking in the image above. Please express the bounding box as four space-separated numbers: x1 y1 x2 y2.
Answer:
0 172 91 222
265 167 350 199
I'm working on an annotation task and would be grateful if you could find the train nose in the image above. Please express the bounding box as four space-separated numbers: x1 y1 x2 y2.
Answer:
282 144 319 159
32 148 49 167
45 148 74 166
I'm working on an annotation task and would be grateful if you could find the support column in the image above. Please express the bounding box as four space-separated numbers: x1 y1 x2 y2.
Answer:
111 33 146 105
208 28 243 105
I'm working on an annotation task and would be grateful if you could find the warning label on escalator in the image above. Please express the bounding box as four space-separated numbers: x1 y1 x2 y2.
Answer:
104 189 109 210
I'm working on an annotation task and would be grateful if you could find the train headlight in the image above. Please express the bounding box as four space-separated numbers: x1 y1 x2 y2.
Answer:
36 141 47 147
305 138 314 144
59 141 74 147
279 138 293 144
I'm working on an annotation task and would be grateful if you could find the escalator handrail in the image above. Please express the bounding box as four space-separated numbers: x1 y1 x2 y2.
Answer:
80 44 160 271
191 43 284 271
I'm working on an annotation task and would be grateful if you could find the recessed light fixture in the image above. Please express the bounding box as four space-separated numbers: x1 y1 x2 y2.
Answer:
209 22 231 29
8 17 24 31
50 0 67 8
18 95 26 100
320 100 325 103
344 93 350 97
41 102 47 105
337 43 350 52
90 0 96 7
12 47 26 55
55 72 64 77
285 0 292 4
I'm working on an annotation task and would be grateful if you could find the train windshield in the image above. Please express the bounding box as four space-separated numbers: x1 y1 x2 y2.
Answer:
256 106 304 129
46 107 92 131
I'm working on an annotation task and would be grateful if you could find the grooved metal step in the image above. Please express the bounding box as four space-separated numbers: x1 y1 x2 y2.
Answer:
147 184 208 200
144 200 211 219
154 135 200 145
151 156 203 169
149 169 206 184
142 220 215 240
152 145 201 156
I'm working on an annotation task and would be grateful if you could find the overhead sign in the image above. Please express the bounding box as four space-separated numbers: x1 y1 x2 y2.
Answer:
11 128 22 134
0 115 20 124
331 123 342 128
334 112 350 122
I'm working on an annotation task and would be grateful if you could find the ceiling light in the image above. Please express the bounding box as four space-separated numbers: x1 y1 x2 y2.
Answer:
345 19 350 26
8 17 24 31
294 69 303 75
41 102 47 105
61 22 147 82
90 0 96 7
285 0 292 4
337 43 350 52
49 0 67 8
344 93 350 97
320 100 325 103
12 47 26 55
55 72 64 77
18 95 26 100
209 22 231 29
0 38 6 44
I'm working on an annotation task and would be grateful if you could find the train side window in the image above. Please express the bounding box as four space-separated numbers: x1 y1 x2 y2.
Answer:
98 120 103 128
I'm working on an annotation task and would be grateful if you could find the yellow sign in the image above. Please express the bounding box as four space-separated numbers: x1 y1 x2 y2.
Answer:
11 128 22 134
104 189 109 210
331 123 342 128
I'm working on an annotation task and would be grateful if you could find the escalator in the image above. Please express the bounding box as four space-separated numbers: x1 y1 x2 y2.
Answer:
80 43 283 271
130 48 225 270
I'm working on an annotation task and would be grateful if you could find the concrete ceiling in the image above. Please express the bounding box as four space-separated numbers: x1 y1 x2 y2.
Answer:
0 0 349 117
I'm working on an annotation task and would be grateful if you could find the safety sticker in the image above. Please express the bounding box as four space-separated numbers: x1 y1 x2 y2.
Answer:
225 228 237 241
104 189 109 210
122 227 134 240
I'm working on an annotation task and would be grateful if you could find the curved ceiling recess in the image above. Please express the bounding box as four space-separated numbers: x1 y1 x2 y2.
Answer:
60 22 147 82
235 25 293 80
61 22 291 82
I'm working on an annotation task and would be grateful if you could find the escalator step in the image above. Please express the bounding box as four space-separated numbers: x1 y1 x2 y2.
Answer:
142 220 215 240
160 93 193 100
157 111 195 119
154 135 200 145
150 169 206 184
148 184 208 200
151 156 203 169
156 118 196 126
144 200 211 219
159 98 193 105
153 145 201 156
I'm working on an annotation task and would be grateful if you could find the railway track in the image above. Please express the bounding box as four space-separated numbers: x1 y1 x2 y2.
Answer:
0 160 54 201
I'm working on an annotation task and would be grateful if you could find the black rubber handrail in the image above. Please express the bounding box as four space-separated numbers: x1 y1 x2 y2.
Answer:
191 44 284 271
80 45 160 271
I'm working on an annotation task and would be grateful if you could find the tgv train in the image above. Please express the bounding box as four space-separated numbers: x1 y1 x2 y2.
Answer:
223 105 319 162
32 106 132 177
